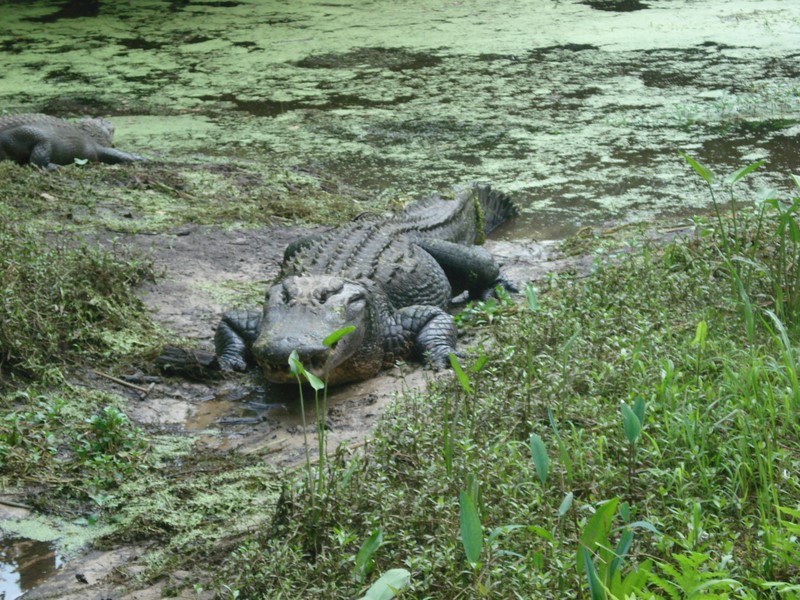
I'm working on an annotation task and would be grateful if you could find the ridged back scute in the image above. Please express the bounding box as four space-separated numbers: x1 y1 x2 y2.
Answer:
284 183 518 281
0 113 113 146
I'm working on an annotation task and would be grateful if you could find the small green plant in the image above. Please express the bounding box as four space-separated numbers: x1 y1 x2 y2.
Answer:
454 285 514 327
357 568 411 600
354 528 384 583
578 498 659 600
620 397 645 495
650 551 746 599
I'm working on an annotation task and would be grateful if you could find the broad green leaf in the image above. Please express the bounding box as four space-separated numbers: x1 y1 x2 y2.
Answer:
526 525 555 542
619 501 631 523
679 152 715 185
633 396 646 426
790 174 800 190
449 353 473 394
469 353 489 373
322 325 356 348
625 520 662 535
304 370 325 391
577 498 620 575
288 350 303 376
459 490 483 566
621 403 642 444
525 284 539 311
692 320 707 349
354 528 383 581
358 568 411 600
529 433 549 484
558 492 574 517
724 160 764 185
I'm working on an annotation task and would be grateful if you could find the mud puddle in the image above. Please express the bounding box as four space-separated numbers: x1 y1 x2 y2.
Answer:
0 536 62 600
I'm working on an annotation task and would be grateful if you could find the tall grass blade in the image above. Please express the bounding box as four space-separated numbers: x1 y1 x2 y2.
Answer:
579 546 605 600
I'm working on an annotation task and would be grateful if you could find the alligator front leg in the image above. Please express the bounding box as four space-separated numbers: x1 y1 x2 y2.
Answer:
28 141 58 170
416 239 515 299
214 308 262 371
386 305 458 369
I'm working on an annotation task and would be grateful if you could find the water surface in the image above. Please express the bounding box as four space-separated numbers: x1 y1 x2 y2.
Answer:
1 0 799 237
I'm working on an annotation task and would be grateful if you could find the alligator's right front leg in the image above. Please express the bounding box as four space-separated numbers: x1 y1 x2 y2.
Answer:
214 308 262 371
385 305 458 370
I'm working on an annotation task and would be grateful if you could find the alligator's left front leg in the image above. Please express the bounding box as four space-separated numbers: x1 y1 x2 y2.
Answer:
385 305 458 369
416 239 515 299
214 308 262 371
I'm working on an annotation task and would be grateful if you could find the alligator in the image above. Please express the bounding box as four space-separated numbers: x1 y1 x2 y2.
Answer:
0 113 143 169
214 183 518 385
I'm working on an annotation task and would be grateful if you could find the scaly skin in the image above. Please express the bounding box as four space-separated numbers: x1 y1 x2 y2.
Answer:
215 183 518 385
0 113 143 169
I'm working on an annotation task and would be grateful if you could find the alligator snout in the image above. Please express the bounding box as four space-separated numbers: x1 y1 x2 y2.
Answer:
252 335 333 383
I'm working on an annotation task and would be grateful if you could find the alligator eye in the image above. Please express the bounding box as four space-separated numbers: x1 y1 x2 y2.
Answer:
348 293 365 305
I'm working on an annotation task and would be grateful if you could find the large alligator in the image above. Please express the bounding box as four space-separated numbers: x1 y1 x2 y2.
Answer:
214 183 518 385
0 113 143 169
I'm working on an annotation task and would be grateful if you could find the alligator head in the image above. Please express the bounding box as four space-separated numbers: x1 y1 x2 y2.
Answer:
251 275 384 385
78 117 115 146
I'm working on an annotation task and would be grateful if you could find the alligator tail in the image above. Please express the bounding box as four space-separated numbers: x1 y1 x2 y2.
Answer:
473 183 519 236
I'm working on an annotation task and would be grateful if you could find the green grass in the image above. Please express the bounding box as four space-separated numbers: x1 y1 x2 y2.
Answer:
209 169 799 598
2 157 799 598
0 160 390 234
0 202 161 382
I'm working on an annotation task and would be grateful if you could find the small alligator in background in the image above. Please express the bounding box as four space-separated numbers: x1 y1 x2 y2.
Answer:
0 113 143 169
214 183 519 385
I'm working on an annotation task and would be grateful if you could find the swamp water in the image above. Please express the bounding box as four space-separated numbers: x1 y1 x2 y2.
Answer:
1 0 800 596
0 537 61 600
1 0 799 237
